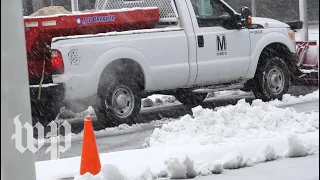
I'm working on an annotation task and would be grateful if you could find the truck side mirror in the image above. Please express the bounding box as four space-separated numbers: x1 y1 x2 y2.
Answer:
241 6 252 19
240 6 252 27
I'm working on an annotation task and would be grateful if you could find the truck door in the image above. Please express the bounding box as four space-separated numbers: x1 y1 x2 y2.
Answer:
189 0 251 85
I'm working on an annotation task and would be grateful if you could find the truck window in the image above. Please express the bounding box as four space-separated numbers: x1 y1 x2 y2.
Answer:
191 0 232 28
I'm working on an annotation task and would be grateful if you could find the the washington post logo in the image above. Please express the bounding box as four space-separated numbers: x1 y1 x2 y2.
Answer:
11 114 72 160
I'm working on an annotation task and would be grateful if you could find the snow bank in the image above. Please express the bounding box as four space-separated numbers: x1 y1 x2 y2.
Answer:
261 145 278 161
72 134 318 180
142 95 178 108
145 98 319 147
142 98 155 108
136 168 158 180
220 151 243 169
210 161 223 174
272 90 319 106
165 158 187 179
73 164 126 180
37 130 319 180
286 134 308 158
101 164 126 180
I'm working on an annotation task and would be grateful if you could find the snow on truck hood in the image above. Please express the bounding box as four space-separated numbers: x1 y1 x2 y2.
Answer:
252 17 290 28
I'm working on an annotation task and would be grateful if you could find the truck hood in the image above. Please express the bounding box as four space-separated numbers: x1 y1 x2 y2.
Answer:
251 17 290 28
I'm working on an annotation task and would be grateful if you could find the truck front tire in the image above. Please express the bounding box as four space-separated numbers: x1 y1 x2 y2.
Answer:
252 57 290 101
95 77 142 127
175 90 208 105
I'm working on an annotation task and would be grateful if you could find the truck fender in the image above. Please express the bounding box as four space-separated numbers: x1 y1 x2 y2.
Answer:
90 46 152 90
245 32 296 79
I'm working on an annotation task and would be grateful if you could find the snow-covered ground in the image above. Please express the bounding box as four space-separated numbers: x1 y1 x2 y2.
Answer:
35 90 319 180
45 90 319 143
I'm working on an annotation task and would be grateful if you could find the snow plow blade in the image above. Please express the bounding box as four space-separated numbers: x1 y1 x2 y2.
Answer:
294 40 319 86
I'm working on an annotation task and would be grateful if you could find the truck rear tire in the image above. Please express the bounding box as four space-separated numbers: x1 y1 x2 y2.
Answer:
251 57 290 101
95 77 142 127
175 90 208 105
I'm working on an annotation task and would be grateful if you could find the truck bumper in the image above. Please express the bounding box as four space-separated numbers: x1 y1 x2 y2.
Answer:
29 83 65 124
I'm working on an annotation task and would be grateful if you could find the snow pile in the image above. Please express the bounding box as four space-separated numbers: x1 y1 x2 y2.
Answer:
136 168 158 180
142 95 177 108
210 161 223 174
58 106 95 119
101 165 126 180
74 164 126 180
286 134 308 158
145 98 319 147
272 90 319 106
30 6 72 16
261 145 278 161
207 90 249 98
42 130 318 180
75 106 96 118
165 158 187 179
160 135 316 179
142 98 155 108
29 6 100 17
220 151 244 169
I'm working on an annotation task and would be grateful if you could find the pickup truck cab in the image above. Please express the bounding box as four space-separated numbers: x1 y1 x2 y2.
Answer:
51 0 298 126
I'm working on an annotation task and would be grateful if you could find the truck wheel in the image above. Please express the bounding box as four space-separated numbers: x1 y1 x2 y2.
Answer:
252 57 290 101
175 90 208 105
95 78 142 127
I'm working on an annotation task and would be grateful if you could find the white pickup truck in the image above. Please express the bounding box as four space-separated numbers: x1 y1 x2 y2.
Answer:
51 0 299 126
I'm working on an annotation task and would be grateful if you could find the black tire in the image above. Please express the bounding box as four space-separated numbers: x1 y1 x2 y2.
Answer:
95 76 142 127
251 57 290 101
175 90 208 105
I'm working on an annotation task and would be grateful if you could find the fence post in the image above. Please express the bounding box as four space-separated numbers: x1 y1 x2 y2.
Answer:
251 0 256 17
1 0 37 179
71 0 79 12
299 0 308 41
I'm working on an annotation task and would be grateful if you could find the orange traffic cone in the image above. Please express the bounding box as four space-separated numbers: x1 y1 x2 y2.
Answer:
80 116 101 175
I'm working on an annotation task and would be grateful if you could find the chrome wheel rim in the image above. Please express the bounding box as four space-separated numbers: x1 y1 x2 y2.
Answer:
109 85 135 118
266 67 285 95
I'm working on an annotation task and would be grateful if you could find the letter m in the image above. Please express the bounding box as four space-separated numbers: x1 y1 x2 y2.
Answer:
217 35 226 51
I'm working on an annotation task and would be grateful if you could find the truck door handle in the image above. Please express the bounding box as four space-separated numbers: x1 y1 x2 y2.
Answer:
197 35 204 48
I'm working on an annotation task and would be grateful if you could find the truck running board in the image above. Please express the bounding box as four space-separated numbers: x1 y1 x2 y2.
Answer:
193 83 244 93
